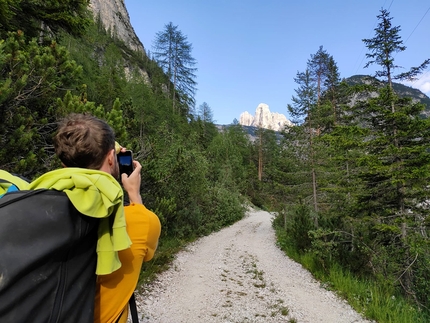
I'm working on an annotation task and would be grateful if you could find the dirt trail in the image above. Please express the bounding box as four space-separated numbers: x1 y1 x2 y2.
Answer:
135 209 373 323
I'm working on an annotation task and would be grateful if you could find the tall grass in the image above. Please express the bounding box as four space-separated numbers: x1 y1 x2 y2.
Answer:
327 264 424 323
275 227 430 323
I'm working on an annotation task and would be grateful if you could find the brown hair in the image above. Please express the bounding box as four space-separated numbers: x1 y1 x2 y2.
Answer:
54 113 115 170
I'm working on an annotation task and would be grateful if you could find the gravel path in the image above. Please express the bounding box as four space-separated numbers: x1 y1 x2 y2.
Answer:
135 209 373 323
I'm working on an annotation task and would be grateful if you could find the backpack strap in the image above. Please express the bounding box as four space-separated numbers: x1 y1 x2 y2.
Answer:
129 293 139 323
115 292 139 323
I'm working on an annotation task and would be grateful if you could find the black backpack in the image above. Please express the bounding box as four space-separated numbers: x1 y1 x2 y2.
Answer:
0 188 99 323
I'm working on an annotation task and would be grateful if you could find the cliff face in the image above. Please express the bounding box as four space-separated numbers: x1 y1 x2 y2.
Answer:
89 0 144 53
239 103 292 131
239 111 254 127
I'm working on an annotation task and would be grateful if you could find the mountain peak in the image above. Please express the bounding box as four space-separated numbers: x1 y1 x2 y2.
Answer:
239 103 292 131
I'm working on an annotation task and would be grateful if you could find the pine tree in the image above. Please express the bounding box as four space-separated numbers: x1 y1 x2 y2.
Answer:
197 102 214 123
322 55 341 127
193 102 218 149
152 22 197 114
0 0 92 40
362 9 429 88
307 49 343 219
107 98 128 145
287 69 319 213
288 69 317 125
355 88 430 301
307 46 341 133
352 9 430 303
308 46 330 105
206 123 250 193
94 42 127 109
0 31 82 176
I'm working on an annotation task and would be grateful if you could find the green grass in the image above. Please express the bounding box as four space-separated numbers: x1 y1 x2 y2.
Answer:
274 227 430 323
327 264 423 323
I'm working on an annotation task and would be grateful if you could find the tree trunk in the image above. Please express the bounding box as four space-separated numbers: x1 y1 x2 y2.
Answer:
312 167 318 217
308 121 318 218
258 130 263 181
172 65 177 113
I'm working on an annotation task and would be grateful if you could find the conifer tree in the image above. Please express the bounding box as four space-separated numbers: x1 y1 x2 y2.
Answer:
362 9 429 88
322 55 341 127
197 102 214 123
152 22 197 114
308 46 330 105
107 98 128 145
287 69 318 213
194 102 217 149
307 46 341 133
288 69 317 125
206 124 250 193
0 31 82 176
0 0 92 39
353 9 430 302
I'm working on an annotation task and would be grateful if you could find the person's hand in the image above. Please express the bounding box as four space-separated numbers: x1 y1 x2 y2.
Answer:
121 160 143 204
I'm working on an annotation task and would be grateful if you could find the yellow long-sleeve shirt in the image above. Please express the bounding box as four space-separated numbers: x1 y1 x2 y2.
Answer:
94 203 161 323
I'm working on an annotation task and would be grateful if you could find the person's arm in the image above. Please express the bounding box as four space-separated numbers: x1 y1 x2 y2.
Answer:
120 160 143 205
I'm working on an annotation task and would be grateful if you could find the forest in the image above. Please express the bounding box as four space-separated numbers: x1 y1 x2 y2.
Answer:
0 2 429 322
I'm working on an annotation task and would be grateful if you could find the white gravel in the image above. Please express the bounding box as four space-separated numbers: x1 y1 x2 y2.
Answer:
135 208 373 323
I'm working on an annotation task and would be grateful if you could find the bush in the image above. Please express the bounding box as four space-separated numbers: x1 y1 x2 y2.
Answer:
202 184 246 232
289 204 315 253
410 238 430 309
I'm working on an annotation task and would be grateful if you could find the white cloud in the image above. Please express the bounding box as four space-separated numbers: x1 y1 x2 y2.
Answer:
402 71 430 96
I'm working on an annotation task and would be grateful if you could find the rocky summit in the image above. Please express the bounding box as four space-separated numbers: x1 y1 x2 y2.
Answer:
239 103 293 131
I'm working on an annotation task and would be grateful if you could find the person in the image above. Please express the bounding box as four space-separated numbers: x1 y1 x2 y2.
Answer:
53 113 161 323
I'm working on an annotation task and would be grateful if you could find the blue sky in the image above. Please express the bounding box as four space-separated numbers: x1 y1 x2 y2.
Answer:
124 0 430 125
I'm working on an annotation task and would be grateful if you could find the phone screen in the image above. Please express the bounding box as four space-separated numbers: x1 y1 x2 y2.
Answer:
117 150 134 176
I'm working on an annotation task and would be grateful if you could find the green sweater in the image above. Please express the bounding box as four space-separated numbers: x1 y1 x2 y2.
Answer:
0 170 29 193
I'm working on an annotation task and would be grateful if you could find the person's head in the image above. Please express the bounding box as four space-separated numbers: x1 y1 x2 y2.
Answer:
53 113 119 178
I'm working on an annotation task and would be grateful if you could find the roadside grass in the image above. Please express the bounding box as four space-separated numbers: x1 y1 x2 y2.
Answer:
326 263 423 323
275 227 430 323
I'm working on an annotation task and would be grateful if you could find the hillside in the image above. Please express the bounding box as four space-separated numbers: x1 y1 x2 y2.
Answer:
345 75 430 114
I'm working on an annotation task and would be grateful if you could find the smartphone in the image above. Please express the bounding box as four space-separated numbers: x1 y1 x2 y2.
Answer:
117 150 134 176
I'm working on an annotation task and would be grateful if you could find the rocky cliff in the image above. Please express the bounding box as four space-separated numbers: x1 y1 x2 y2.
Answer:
89 0 144 53
346 75 430 117
239 103 292 131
